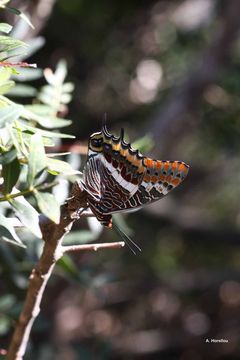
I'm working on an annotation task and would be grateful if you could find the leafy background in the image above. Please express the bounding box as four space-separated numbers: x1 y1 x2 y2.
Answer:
1 0 240 359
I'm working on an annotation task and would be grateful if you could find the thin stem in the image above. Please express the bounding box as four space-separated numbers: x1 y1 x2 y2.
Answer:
0 181 59 202
6 207 74 360
0 189 33 202
62 241 125 254
0 62 37 68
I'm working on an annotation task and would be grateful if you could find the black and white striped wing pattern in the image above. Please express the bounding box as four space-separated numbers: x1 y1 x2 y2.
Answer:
83 124 189 228
83 153 134 226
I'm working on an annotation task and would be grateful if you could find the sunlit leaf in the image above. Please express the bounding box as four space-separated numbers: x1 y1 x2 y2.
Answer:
27 133 47 186
35 116 71 129
55 60 67 83
0 146 16 165
10 197 42 238
20 130 55 147
34 191 60 224
0 66 11 83
46 157 80 175
8 84 36 97
25 104 51 115
37 60 74 115
24 105 71 128
6 124 22 158
0 23 12 34
62 82 75 92
60 93 72 104
11 67 42 82
0 213 25 247
2 156 20 194
0 35 26 52
38 90 54 106
0 104 23 128
18 123 75 139
0 80 15 94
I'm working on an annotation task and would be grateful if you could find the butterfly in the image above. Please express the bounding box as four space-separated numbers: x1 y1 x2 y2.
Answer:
82 122 189 251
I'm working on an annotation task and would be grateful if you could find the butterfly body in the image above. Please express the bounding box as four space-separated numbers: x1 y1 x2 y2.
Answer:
83 124 189 228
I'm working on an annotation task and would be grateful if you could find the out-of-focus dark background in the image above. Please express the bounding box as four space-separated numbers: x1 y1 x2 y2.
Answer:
1 0 240 359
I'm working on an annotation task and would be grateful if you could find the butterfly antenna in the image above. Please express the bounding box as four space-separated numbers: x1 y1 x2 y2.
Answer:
102 112 107 128
102 112 111 137
120 128 124 141
112 222 141 255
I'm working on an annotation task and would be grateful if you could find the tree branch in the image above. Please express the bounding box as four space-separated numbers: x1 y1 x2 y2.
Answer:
6 206 74 360
6 181 124 360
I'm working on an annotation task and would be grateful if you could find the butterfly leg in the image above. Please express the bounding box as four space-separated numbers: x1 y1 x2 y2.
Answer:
87 197 113 228
67 181 88 214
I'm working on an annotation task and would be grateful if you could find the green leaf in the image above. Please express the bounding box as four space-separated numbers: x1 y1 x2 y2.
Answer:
2 156 20 194
7 84 36 97
0 35 26 52
0 213 25 247
60 93 72 104
10 197 42 238
34 116 71 129
57 255 80 278
34 191 60 224
132 134 154 153
0 146 16 165
38 91 54 107
0 67 12 83
0 80 15 94
46 157 80 175
20 130 55 147
38 60 73 113
25 104 51 115
7 124 24 158
11 67 42 82
24 105 71 128
8 67 19 74
62 82 75 92
0 104 23 128
0 23 12 34
18 123 75 139
27 133 47 186
54 60 67 84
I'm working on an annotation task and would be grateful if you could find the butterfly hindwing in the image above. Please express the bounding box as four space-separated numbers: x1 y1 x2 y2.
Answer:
120 159 189 212
83 124 189 227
